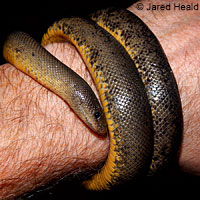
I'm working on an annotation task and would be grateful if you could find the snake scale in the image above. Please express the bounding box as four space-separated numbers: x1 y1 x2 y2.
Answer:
3 8 183 190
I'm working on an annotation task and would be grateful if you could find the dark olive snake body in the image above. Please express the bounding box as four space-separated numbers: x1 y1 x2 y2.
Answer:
3 8 183 190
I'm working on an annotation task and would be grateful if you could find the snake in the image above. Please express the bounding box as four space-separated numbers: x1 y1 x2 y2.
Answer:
3 8 183 190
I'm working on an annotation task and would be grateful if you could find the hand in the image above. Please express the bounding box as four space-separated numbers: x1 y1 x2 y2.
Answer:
0 0 199 198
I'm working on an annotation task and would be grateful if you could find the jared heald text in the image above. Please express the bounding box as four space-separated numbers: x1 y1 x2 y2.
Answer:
146 2 199 11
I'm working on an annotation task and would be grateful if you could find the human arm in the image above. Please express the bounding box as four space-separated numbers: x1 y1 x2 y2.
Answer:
0 0 200 199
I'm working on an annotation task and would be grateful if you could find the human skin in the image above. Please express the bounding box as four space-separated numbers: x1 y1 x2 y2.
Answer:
0 0 199 199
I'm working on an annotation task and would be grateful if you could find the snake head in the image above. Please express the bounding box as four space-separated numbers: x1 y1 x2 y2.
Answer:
74 93 108 136
70 80 108 136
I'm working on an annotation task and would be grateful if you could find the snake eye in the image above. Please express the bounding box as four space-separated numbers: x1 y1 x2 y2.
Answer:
94 112 101 120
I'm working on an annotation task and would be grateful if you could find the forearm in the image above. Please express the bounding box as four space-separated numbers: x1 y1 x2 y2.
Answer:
0 44 109 199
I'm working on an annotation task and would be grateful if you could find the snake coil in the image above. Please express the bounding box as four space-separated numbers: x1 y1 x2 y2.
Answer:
3 8 183 190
